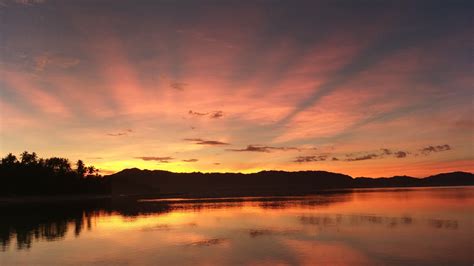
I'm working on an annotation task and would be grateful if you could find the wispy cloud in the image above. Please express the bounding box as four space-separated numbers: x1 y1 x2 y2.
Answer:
381 148 409 158
336 145 445 162
106 129 133 137
188 110 224 119
420 144 452 155
294 155 328 163
277 11 460 127
12 0 45 6
188 110 207 116
184 138 229 145
175 29 235 49
394 151 408 158
136 156 174 163
34 53 80 72
345 153 379 161
182 158 198 162
170 82 187 90
228 145 299 153
106 133 126 136
344 148 410 161
210 111 224 119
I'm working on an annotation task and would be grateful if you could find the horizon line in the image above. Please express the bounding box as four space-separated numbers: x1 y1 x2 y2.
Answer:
108 167 472 179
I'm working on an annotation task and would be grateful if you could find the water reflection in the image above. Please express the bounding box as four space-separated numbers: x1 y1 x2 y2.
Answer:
0 204 99 250
247 228 301 238
0 193 351 251
186 238 229 247
0 200 164 251
0 187 472 265
299 214 459 229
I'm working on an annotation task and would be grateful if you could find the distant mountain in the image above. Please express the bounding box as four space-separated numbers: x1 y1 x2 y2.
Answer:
353 171 474 188
423 172 474 186
106 169 473 197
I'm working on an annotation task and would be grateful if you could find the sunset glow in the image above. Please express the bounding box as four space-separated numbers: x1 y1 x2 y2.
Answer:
1 0 472 177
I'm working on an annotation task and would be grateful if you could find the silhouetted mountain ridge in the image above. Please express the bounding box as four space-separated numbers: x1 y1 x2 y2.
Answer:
107 169 473 197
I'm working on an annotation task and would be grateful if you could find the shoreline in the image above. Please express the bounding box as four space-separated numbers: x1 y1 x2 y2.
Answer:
0 184 472 206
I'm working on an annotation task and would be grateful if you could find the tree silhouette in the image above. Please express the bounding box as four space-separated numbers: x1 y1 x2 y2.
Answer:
76 160 86 178
44 157 72 174
0 152 110 196
87 166 99 176
1 153 18 165
20 151 38 166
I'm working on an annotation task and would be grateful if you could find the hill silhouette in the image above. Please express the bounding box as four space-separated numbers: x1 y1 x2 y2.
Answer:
353 172 473 188
107 169 474 198
1 151 472 198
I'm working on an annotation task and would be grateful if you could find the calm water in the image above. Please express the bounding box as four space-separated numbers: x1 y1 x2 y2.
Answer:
1 187 473 265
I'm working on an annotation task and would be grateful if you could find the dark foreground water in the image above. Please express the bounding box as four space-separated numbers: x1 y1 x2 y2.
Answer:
1 186 473 265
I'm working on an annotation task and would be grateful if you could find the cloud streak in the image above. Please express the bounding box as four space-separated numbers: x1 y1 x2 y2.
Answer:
136 156 174 163
188 110 207 116
184 138 229 145
210 111 224 119
337 145 449 162
277 6 467 126
188 110 224 119
228 145 299 153
294 155 328 163
345 154 379 162
106 129 133 137
170 82 187 91
13 0 45 6
420 144 452 155
34 53 80 72
182 159 198 162
394 151 408 158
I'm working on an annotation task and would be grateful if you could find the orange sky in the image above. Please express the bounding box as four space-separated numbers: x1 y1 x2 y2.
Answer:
0 0 473 177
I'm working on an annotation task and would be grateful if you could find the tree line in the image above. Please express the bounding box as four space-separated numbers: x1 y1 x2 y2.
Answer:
0 152 110 196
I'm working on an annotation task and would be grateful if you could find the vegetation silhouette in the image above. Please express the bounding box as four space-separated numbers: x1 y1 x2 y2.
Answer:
0 151 472 198
0 152 109 196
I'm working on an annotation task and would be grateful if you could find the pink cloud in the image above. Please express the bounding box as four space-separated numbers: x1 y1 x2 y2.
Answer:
1 69 71 117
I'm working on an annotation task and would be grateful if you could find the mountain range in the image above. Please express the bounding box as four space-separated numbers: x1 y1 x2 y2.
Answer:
106 169 473 197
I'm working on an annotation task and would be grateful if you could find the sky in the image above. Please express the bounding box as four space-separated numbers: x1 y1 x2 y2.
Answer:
0 0 472 177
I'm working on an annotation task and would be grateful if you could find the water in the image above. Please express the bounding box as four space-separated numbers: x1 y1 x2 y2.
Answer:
1 187 473 265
